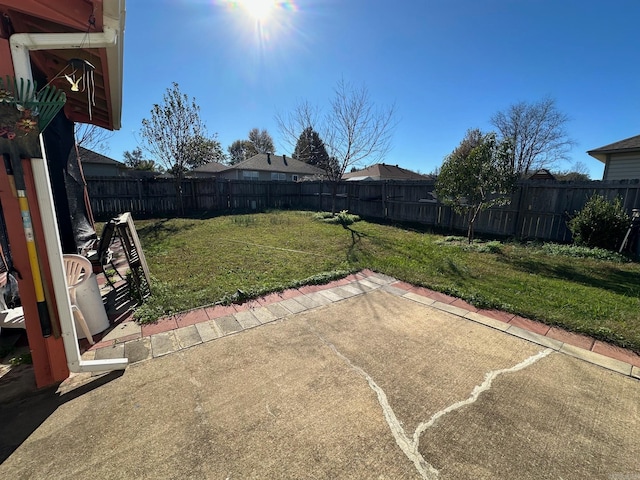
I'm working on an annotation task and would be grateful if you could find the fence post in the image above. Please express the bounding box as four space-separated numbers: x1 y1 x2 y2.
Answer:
514 183 528 239
382 181 387 219
189 178 196 211
267 181 271 208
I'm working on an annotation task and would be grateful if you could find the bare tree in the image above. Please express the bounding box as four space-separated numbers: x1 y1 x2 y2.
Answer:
277 79 396 212
140 82 223 214
74 123 113 152
490 97 575 175
553 160 591 182
277 99 319 152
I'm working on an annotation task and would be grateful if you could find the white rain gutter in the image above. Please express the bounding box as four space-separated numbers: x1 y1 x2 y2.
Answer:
8 1 127 373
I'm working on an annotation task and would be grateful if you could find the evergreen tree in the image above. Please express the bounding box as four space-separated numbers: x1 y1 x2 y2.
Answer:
293 127 329 167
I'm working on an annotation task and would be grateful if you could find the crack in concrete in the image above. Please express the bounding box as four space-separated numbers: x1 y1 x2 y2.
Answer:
413 348 553 472
313 327 552 480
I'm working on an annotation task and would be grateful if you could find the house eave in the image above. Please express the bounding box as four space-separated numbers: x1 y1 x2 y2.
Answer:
587 147 640 163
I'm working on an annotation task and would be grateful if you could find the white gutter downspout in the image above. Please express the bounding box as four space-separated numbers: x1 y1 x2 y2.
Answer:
9 22 127 373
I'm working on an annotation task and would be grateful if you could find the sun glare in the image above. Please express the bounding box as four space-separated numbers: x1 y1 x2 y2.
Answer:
232 0 276 21
217 0 300 66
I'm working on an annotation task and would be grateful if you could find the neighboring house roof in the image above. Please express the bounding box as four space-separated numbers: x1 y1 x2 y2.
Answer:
189 161 229 177
343 163 430 181
192 161 228 174
587 134 640 163
528 169 556 180
77 146 126 167
226 153 325 175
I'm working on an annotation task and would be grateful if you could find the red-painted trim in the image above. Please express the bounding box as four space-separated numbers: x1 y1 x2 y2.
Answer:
22 158 69 383
0 159 55 387
0 0 103 32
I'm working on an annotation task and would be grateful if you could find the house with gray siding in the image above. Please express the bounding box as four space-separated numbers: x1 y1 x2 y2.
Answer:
217 153 325 181
588 134 640 181
78 146 128 177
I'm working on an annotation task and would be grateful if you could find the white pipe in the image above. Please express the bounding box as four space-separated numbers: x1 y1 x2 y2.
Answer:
9 0 125 129
31 141 128 372
10 28 117 79
9 1 127 373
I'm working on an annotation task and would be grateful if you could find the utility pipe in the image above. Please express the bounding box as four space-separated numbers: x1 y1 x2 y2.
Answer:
31 145 127 372
8 2 127 372
10 25 122 129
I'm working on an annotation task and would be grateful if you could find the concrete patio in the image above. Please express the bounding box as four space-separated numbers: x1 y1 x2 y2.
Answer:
1 270 640 479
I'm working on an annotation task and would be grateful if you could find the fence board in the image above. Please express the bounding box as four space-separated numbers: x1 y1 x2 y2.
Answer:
85 177 640 243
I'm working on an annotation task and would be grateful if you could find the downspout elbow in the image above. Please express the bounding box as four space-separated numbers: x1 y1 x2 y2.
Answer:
9 26 118 84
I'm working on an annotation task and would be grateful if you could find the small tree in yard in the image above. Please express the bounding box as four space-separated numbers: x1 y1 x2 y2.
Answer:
277 79 395 213
568 194 629 250
140 82 223 214
436 130 517 242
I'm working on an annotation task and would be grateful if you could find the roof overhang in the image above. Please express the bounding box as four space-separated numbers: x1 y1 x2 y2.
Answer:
587 148 640 164
1 0 125 130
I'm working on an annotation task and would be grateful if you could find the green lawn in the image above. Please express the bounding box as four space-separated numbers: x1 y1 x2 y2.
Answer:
134 210 640 352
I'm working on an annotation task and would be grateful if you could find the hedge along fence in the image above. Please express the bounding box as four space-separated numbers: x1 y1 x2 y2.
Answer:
85 176 640 243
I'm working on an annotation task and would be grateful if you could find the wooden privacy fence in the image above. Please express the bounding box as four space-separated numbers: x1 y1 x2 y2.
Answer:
86 177 640 243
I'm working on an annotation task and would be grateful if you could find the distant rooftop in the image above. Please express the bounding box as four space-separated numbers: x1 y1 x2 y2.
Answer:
227 153 325 175
343 163 430 181
77 146 124 166
192 161 228 174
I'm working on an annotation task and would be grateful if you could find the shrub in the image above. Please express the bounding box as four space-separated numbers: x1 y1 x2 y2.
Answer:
568 194 630 250
314 210 361 226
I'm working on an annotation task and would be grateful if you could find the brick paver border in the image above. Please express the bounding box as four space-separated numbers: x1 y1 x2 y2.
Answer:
86 271 640 381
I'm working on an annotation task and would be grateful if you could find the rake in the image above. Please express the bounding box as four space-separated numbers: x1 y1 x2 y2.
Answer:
0 76 67 133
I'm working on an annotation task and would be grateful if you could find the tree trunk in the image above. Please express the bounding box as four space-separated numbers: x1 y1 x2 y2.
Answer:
174 175 184 216
330 181 338 215
467 204 483 243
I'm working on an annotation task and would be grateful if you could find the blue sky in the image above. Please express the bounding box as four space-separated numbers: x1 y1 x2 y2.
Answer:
105 0 640 178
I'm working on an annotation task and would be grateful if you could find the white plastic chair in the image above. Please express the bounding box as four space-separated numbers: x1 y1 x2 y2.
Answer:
63 254 95 345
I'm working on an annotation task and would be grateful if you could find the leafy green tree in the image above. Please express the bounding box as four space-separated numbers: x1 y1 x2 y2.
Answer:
227 139 256 165
248 128 275 154
292 126 330 167
227 128 275 165
123 147 162 172
140 82 223 213
436 130 517 242
568 194 629 250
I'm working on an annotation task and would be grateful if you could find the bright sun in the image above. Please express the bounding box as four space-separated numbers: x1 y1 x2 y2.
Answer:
236 0 276 21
